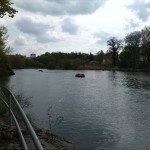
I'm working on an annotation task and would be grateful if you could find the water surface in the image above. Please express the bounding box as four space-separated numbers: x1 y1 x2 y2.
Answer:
7 69 150 150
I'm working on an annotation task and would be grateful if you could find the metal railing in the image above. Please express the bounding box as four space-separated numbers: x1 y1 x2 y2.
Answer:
0 87 44 150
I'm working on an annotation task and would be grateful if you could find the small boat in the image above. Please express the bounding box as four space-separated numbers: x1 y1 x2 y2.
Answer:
75 73 81 77
39 70 43 72
75 73 85 78
80 74 85 78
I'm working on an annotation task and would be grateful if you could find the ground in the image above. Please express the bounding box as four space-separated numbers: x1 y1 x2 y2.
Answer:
0 113 77 150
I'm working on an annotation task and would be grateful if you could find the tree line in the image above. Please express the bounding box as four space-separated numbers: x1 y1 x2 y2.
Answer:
3 26 150 72
107 27 150 68
8 51 104 70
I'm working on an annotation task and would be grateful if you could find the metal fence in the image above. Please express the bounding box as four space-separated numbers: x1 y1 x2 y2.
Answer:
0 87 44 150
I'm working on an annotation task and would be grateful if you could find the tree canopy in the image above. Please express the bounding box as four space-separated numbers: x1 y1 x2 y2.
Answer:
107 37 122 67
0 26 10 56
0 0 17 18
125 31 141 48
141 27 150 62
0 26 14 76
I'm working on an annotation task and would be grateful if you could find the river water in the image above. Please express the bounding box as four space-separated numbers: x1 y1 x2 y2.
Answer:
3 69 150 150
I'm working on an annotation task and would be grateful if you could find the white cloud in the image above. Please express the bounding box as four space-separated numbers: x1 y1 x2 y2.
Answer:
128 0 150 22
14 36 28 46
14 0 107 15
125 19 141 31
62 18 78 35
15 17 64 43
15 17 52 35
94 31 112 45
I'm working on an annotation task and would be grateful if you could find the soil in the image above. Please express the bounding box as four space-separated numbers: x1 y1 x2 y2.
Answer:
0 113 77 150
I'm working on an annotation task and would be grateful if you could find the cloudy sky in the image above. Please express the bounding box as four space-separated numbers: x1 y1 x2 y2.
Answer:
1 0 150 56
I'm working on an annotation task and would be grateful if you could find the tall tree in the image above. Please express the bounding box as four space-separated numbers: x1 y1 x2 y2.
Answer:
0 26 14 76
125 31 141 66
96 50 104 64
0 26 10 56
107 37 122 67
125 31 141 47
0 0 17 18
141 26 150 62
89 52 94 61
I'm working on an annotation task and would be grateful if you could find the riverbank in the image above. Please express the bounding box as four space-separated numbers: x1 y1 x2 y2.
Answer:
11 66 150 72
79 65 150 72
0 113 77 150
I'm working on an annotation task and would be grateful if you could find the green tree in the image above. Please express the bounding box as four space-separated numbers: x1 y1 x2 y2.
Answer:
107 37 122 67
141 26 150 62
0 0 17 18
0 26 10 63
96 50 104 64
9 54 26 69
0 26 10 56
0 0 17 75
0 26 14 76
125 31 141 47
119 46 135 68
89 52 94 61
125 31 141 67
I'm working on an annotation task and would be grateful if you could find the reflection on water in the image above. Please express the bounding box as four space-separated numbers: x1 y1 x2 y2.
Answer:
122 72 150 90
6 69 150 150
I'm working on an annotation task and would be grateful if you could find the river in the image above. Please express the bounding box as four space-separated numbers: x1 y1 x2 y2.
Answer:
2 69 150 150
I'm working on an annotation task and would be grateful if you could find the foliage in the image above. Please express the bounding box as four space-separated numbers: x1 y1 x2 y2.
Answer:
125 31 141 47
9 54 43 69
141 27 150 62
0 0 17 18
119 46 136 68
120 26 150 68
124 31 141 66
107 37 122 67
35 52 92 70
0 0 17 75
89 52 94 61
0 26 14 76
9 52 102 70
9 54 26 69
0 26 10 56
95 50 104 64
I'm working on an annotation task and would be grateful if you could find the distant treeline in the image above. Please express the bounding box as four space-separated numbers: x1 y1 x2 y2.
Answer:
9 51 104 69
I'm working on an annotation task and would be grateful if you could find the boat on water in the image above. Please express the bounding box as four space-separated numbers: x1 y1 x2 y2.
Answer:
39 70 43 72
75 73 85 78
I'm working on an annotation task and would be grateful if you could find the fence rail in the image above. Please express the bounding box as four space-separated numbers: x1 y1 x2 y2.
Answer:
0 87 44 150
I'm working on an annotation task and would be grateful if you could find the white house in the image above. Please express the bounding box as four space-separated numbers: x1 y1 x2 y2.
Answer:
30 53 36 58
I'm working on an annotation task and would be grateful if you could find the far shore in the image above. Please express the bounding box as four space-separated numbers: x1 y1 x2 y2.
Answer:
11 66 150 73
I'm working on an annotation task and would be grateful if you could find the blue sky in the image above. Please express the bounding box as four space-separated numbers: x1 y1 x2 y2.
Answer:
1 0 150 56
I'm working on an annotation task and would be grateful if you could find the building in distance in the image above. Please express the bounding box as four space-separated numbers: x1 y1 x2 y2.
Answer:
30 53 36 58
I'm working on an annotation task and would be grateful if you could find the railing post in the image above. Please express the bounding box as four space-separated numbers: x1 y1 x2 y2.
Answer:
9 95 12 128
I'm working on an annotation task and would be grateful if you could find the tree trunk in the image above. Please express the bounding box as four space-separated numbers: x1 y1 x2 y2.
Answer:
112 51 116 67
